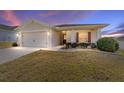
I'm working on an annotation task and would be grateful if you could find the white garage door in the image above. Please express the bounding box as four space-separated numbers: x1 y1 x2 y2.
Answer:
22 32 47 47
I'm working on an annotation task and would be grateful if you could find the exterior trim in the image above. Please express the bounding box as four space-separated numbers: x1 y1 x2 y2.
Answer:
88 32 91 43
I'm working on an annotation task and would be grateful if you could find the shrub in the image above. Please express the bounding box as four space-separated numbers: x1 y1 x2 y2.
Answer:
65 42 71 49
71 43 77 48
80 42 89 48
65 43 79 48
97 37 119 52
12 42 18 47
90 43 97 48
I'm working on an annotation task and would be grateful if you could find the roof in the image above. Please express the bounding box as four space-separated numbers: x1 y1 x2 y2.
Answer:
16 18 52 31
15 18 108 31
55 24 108 31
0 24 18 31
55 24 108 27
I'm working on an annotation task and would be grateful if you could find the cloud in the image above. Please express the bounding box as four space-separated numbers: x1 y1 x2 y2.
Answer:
102 33 123 37
109 23 124 35
103 23 124 36
40 10 60 17
110 29 124 35
0 10 20 26
102 29 124 36
101 24 124 37
102 30 111 35
116 23 124 28
39 10 94 24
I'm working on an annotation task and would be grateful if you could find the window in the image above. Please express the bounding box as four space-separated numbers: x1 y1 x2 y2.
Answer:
79 32 88 43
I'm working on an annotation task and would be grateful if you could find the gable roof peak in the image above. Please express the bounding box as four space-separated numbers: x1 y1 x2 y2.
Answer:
27 17 52 27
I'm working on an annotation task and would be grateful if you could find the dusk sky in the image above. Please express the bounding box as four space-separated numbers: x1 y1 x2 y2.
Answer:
0 10 124 35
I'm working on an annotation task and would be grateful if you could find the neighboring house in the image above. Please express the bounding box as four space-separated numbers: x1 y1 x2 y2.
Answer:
16 19 108 48
117 36 124 49
0 24 18 42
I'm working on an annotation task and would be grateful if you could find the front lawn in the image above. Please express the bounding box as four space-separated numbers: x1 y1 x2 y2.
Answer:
117 49 124 56
0 42 13 48
0 50 124 82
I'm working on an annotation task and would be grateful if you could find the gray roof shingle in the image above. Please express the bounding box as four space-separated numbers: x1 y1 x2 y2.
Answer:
0 24 18 31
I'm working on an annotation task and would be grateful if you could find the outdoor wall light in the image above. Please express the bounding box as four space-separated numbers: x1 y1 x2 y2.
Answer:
47 31 50 36
16 33 19 37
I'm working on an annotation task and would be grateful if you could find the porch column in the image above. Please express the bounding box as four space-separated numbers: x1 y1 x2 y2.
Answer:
66 31 71 43
66 30 76 43
18 32 22 47
97 28 101 41
47 30 52 48
71 31 76 43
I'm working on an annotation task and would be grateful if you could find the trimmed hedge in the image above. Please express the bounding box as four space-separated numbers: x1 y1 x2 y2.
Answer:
97 37 119 52
12 42 18 47
71 43 77 48
65 43 71 48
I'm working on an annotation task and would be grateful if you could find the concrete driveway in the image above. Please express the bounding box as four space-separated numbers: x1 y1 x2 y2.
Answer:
0 47 40 64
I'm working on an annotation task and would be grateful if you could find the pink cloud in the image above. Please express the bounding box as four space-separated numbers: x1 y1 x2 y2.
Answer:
0 10 20 26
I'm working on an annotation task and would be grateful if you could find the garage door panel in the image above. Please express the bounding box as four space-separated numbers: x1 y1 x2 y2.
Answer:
22 32 47 47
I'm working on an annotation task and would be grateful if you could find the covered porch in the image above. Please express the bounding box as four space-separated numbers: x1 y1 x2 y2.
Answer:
54 24 107 45
59 30 98 45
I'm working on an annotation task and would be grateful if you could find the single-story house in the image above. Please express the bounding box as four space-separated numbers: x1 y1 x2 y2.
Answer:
117 36 124 49
0 24 18 42
16 19 108 48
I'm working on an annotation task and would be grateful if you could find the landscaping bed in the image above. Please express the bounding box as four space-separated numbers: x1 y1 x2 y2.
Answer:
0 42 18 48
0 42 13 48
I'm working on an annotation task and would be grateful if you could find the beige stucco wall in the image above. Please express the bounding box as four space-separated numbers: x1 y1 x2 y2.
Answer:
51 30 60 47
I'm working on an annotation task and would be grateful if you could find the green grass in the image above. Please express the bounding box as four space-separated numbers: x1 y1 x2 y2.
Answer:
117 49 124 56
0 42 13 48
0 50 124 82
